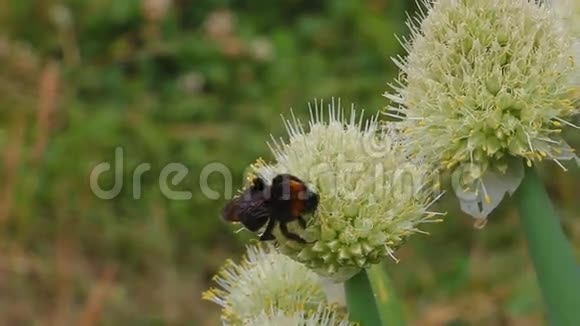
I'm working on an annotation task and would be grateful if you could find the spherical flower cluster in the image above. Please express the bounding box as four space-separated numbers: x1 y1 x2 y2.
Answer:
202 244 340 324
252 99 441 281
244 304 354 326
386 0 580 218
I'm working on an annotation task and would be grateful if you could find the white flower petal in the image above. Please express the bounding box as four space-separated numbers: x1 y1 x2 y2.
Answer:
547 139 580 168
452 159 524 219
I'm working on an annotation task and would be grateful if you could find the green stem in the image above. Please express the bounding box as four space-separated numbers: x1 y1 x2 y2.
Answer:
367 262 406 326
344 270 382 326
515 167 580 326
344 265 406 326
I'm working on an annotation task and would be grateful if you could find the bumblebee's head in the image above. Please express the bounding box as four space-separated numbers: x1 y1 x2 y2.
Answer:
302 189 319 214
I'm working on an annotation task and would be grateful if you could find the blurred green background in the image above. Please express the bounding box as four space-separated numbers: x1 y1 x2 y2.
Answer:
0 0 578 325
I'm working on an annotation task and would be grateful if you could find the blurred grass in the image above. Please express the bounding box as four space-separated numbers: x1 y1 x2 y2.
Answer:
0 0 578 325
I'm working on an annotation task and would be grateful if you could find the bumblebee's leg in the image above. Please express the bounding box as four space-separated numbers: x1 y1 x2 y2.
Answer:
259 218 276 241
279 221 306 244
298 216 307 229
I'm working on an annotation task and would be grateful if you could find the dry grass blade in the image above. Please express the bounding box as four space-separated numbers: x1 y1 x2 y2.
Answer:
32 61 60 164
0 115 26 222
78 265 118 326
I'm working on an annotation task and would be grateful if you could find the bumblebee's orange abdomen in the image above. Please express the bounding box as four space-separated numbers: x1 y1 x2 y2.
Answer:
288 180 306 219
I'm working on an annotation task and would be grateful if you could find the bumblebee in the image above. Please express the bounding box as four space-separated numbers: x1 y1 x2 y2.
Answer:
222 174 319 243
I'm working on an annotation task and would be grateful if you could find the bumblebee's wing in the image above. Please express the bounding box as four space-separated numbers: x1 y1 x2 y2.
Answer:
237 199 270 231
222 193 270 232
221 199 242 222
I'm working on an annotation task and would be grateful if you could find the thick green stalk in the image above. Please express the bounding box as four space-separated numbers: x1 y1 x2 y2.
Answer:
367 262 406 326
345 265 406 326
344 270 382 326
515 167 580 326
